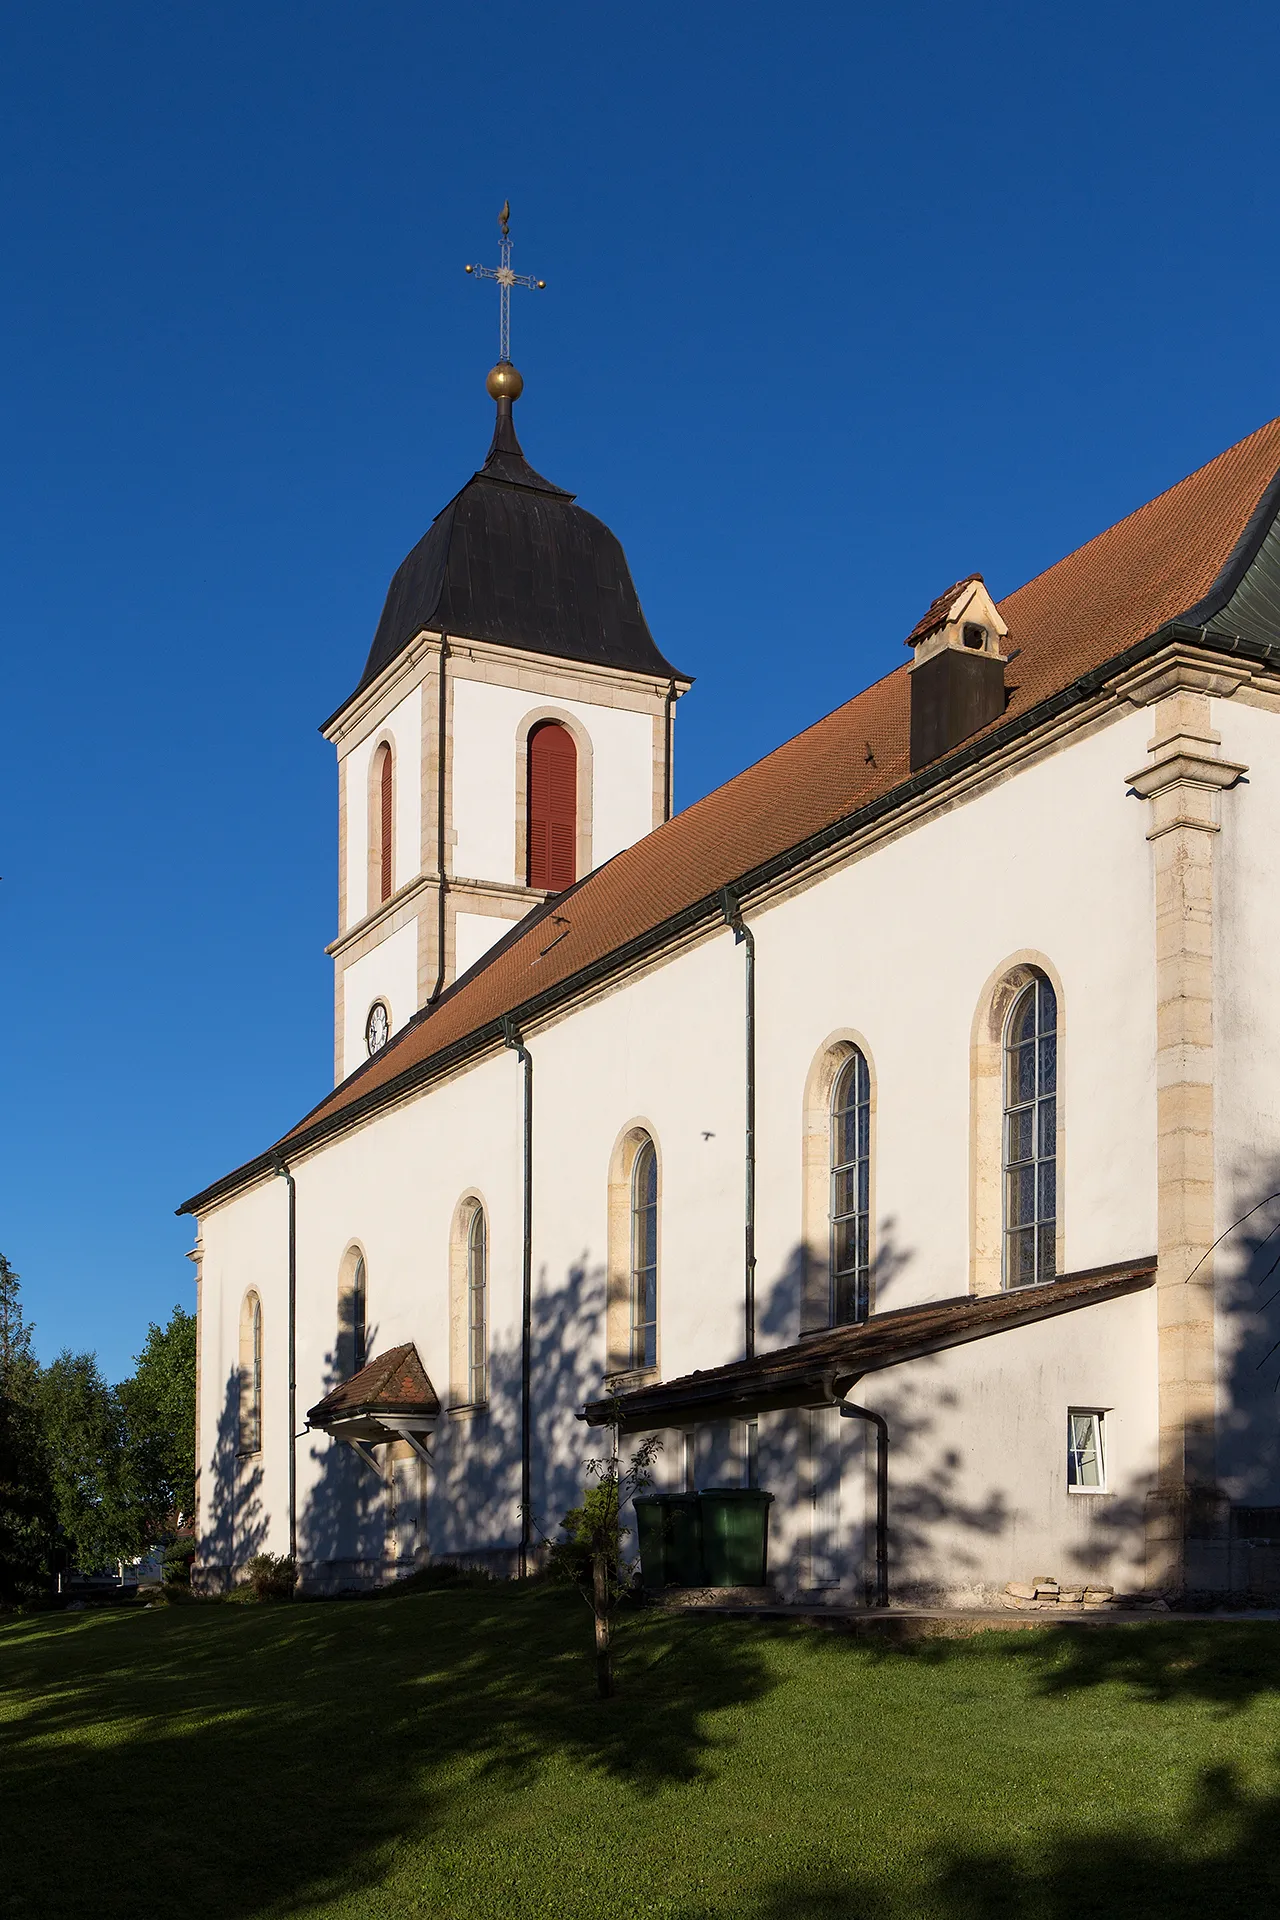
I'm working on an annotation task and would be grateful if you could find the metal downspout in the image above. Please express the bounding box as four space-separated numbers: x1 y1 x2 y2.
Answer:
663 678 677 823
502 1014 534 1577
273 1157 297 1564
839 1399 889 1607
429 635 450 1005
721 888 756 1360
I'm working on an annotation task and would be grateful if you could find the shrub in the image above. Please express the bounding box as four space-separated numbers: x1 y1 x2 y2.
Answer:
162 1538 196 1587
243 1554 297 1601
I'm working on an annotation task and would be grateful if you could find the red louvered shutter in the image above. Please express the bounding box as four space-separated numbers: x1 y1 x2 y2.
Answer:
379 744 393 903
527 723 577 891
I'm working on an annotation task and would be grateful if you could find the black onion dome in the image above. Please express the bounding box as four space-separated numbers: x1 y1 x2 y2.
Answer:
342 396 686 709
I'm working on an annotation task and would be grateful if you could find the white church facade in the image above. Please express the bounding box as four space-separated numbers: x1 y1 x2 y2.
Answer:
183 370 1280 1608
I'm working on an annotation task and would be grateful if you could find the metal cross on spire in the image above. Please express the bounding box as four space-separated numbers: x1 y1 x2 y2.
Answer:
465 201 546 365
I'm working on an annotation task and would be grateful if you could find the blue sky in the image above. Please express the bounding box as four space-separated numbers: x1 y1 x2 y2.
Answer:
4 0 1279 1379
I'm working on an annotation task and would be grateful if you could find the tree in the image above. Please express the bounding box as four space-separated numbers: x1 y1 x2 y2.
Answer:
118 1305 196 1530
0 1255 55 1603
38 1351 143 1570
553 1429 660 1698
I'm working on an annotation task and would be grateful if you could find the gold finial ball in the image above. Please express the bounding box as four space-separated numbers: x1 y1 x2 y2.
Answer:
486 361 524 402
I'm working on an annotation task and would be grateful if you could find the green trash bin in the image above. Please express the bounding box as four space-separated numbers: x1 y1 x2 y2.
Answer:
632 1494 670 1589
698 1488 774 1588
665 1492 704 1587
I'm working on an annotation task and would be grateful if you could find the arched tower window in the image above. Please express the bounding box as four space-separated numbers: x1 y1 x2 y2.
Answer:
830 1048 872 1325
630 1137 659 1369
373 741 394 905
467 1205 488 1406
238 1291 263 1456
527 721 577 891
1003 974 1058 1288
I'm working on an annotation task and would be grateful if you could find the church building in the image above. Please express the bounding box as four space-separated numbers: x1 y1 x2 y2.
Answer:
182 324 1280 1606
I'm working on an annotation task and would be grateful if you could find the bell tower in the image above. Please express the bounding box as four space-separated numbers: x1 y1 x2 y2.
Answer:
320 209 691 1084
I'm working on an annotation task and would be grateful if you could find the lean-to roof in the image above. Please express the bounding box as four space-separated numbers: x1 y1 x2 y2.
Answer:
582 1259 1157 1430
180 416 1280 1217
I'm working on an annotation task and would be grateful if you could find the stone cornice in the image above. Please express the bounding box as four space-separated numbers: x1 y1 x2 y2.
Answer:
322 628 691 748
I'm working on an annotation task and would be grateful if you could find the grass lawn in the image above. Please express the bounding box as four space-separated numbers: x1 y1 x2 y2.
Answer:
3 1588 1280 1918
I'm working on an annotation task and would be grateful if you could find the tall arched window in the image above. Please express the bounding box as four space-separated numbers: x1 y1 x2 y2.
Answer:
467 1206 488 1405
352 1255 368 1372
373 741 393 905
527 721 577 891
238 1291 263 1456
1004 974 1057 1288
830 1048 872 1324
630 1138 658 1369
337 1247 369 1379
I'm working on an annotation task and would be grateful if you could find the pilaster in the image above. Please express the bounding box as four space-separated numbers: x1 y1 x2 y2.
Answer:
1120 650 1248 1593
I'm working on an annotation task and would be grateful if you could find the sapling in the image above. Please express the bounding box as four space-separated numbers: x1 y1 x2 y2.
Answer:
551 1422 661 1698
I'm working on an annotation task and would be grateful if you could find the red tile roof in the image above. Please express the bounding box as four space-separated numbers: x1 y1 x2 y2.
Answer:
307 1343 440 1425
182 417 1280 1213
904 574 985 647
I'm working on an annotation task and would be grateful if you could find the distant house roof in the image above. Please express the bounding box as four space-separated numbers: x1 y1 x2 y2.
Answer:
182 417 1280 1216
582 1259 1157 1430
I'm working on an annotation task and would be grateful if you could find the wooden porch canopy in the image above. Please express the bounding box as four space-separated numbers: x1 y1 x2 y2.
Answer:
581 1258 1156 1433
307 1342 441 1464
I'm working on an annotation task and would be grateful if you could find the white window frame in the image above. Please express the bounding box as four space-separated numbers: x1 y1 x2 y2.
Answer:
1066 1408 1107 1493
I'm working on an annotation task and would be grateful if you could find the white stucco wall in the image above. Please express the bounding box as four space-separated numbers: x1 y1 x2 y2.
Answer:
1210 695 1280 1503
451 678 653 884
197 700 1175 1597
196 1178 293 1574
340 919 418 1080
454 910 515 982
341 682 423 929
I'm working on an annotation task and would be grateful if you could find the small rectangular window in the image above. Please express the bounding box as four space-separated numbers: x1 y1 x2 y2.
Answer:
1067 1409 1106 1491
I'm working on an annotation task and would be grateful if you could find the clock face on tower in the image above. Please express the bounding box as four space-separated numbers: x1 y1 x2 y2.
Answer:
365 1001 390 1057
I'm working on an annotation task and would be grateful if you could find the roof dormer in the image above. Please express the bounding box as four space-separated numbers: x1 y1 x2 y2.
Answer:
905 575 1009 769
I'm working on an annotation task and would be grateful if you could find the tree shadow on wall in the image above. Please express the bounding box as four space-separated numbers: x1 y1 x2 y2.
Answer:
298 1330 390 1578
295 1261 613 1579
197 1370 267 1588
1217 1167 1280 1509
752 1233 1013 1603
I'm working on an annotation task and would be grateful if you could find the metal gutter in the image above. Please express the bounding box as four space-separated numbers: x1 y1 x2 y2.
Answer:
721 887 757 1361
272 1156 298 1564
179 618 1276 1220
502 1014 535 1579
